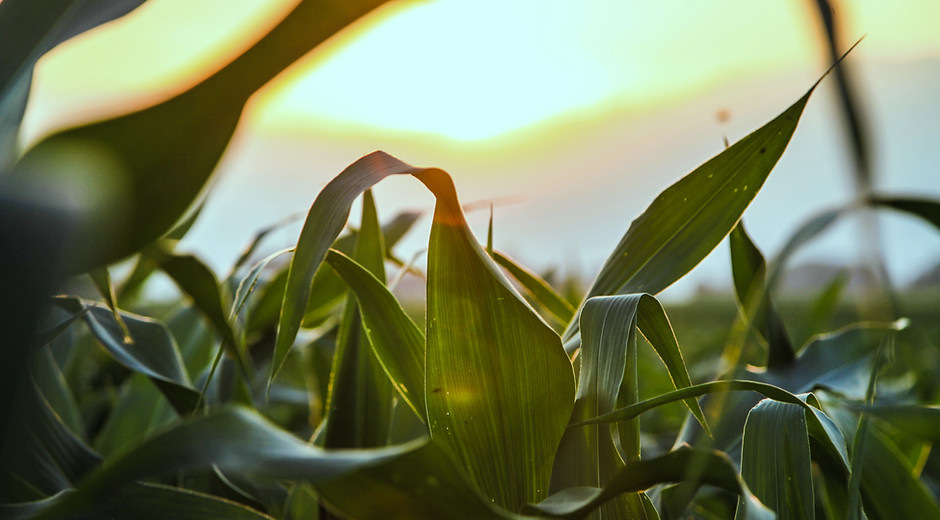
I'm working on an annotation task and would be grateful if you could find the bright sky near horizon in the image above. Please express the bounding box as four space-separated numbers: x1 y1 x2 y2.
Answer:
22 0 940 147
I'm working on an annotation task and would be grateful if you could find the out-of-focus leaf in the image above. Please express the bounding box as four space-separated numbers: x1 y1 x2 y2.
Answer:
149 250 247 375
92 374 175 459
573 380 814 427
273 152 432 386
31 407 426 519
869 196 940 233
493 250 575 325
857 424 940 519
231 247 294 321
29 346 83 435
316 439 525 520
794 271 848 350
730 222 794 368
325 249 426 421
3 0 391 273
565 85 819 345
765 209 844 291
420 168 575 511
0 0 149 173
0 381 100 503
54 297 199 413
319 189 396 448
527 448 774 520
741 399 815 520
3 482 276 520
849 405 940 443
755 322 904 398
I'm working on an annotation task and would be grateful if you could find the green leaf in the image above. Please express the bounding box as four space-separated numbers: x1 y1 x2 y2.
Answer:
325 249 427 421
419 168 575 511
730 222 794 368
793 271 848 350
2 0 391 273
54 297 200 414
319 189 397 448
316 440 525 520
2 482 276 520
868 196 940 233
527 448 775 520
0 0 148 173
550 294 704 518
273 152 430 386
32 407 426 519
848 404 940 443
857 424 940 519
29 346 83 436
741 399 815 520
566 85 818 344
493 250 576 325
0 381 100 503
92 374 176 459
150 250 247 376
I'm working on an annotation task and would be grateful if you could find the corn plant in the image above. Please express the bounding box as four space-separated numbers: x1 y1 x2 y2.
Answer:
1 1 938 519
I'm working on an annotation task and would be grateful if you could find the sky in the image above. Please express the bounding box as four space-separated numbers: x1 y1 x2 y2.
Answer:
20 0 940 298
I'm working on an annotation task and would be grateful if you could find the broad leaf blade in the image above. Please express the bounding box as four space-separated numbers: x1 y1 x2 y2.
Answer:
571 87 816 339
730 222 794 368
319 189 396 448
316 440 524 520
529 448 775 520
741 399 815 520
418 168 576 511
273 152 429 386
325 249 426 421
3 0 391 272
55 298 200 413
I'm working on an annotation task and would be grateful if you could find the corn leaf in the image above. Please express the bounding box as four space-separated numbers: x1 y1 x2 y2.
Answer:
418 167 576 511
2 0 390 273
316 440 525 520
730 222 794 368
851 405 940 442
493 251 576 325
857 425 940 519
319 190 396 448
741 399 815 520
273 152 428 387
868 196 940 233
22 408 429 519
325 249 427 421
53 297 199 413
527 448 775 520
29 346 83 436
150 250 248 377
793 271 848 350
0 381 100 503
566 86 817 346
549 295 646 518
0 0 148 173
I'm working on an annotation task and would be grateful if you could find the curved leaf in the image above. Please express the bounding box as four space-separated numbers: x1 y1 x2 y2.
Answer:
32 407 425 519
730 222 794 368
493 250 575 325
0 0 148 173
418 167 575 511
565 85 818 344
741 399 814 520
528 448 774 520
325 249 426 421
316 440 524 520
54 297 199 413
3 0 391 273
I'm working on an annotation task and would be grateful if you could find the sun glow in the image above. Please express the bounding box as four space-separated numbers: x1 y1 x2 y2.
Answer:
22 0 940 148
